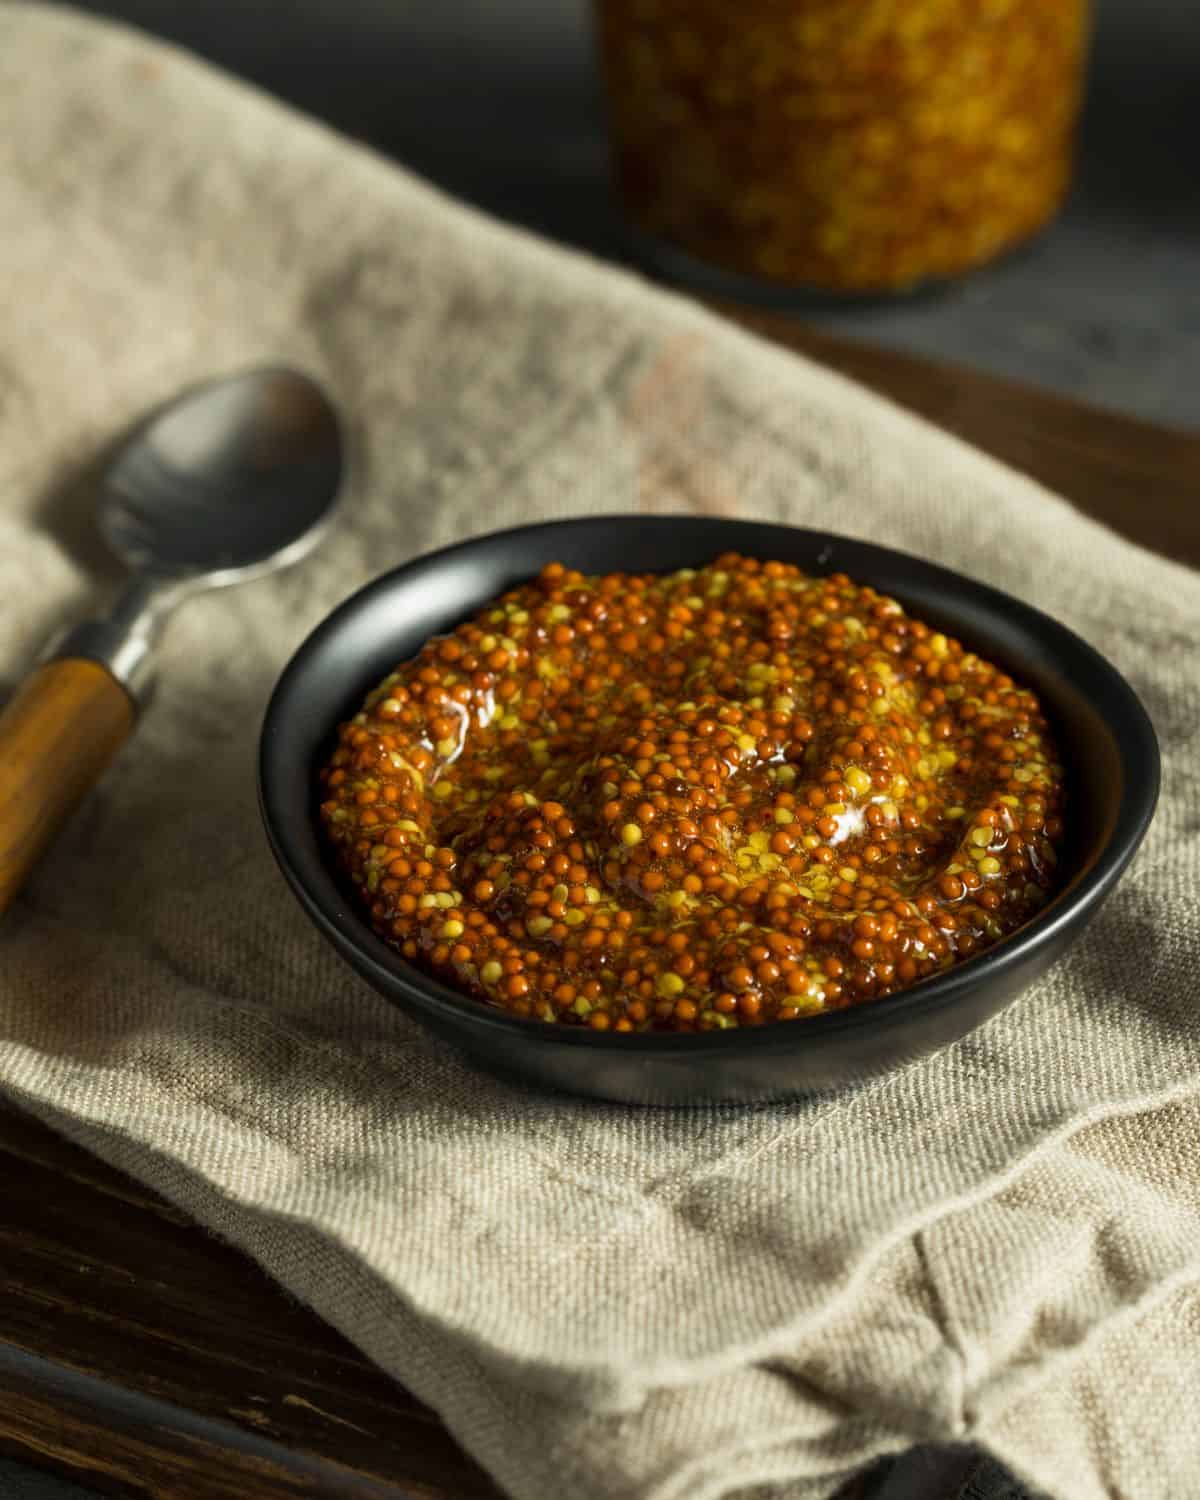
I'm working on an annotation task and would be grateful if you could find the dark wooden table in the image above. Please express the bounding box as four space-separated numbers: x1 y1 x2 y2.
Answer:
2 317 1195 1499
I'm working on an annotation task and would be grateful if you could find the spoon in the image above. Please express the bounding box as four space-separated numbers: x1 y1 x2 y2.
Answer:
0 367 343 914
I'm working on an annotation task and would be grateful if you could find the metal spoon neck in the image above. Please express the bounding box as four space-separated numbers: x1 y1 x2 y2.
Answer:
48 572 187 707
108 571 188 638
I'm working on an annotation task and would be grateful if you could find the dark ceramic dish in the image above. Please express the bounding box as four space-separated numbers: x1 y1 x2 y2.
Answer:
259 517 1159 1106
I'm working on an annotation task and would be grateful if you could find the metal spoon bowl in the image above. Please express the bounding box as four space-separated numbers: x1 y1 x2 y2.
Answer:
66 367 343 698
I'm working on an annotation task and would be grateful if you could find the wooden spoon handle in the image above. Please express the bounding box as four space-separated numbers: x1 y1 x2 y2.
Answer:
0 657 136 915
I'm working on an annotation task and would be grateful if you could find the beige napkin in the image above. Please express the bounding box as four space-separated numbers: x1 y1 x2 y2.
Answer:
2 8 1198 1499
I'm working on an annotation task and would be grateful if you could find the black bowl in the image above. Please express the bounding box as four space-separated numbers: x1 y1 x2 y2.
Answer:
258 517 1159 1106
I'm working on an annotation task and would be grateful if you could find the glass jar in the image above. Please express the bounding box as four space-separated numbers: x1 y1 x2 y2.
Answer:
594 0 1091 297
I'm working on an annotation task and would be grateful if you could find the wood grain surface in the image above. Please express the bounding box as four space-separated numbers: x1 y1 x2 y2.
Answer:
0 659 134 916
723 310 1200 571
0 1105 503 1500
3 322 1197 1499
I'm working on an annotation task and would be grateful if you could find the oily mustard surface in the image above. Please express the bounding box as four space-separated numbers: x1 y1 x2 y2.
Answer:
596 0 1089 292
319 557 1065 1032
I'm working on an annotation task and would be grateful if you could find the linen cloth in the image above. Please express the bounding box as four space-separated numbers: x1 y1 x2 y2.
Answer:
1 8 1197 1498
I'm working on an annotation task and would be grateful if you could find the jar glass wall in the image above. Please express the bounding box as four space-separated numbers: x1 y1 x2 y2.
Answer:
594 0 1092 299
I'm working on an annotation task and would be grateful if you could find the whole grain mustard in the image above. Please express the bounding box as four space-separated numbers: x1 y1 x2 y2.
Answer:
320 558 1065 1032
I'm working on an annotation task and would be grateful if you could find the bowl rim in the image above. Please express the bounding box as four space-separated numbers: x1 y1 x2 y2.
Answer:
259 515 1160 1057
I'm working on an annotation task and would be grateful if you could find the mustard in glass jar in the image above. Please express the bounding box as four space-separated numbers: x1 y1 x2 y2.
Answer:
594 0 1091 296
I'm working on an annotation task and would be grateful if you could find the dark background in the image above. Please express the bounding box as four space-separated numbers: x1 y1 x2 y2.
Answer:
4 1 1196 1497
51 0 1200 430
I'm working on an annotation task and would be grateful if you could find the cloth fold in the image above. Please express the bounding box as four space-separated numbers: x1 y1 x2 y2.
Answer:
1 8 1197 1499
